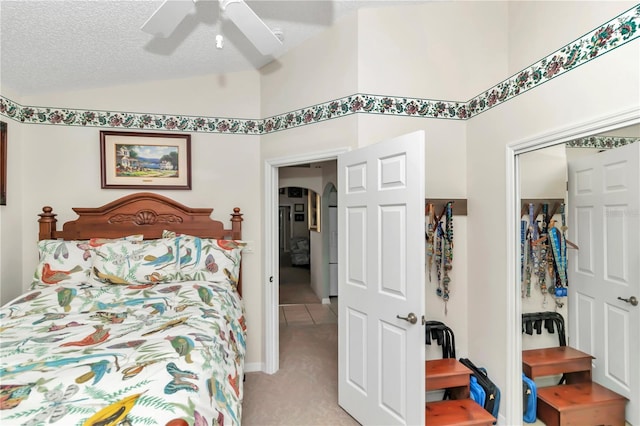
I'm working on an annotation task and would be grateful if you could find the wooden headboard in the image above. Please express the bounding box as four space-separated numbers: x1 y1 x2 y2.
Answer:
37 192 244 293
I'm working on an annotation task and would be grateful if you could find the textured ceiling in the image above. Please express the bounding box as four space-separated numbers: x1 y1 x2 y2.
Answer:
1 0 421 96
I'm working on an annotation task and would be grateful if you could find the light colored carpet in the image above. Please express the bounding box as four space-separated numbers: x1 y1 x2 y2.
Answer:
242 323 359 426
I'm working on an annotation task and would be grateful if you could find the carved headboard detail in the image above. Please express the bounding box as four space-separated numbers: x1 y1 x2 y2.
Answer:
38 192 242 241
108 210 184 226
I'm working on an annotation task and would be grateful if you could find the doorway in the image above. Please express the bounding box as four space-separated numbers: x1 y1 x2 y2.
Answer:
263 148 347 374
506 108 640 425
264 132 425 424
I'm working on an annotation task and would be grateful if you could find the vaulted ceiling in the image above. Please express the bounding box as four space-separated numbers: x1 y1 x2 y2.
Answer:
0 0 420 96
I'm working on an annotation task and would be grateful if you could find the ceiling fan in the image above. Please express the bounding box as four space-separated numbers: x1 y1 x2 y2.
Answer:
141 0 284 56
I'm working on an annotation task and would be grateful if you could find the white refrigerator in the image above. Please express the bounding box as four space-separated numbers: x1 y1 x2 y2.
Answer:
329 206 338 296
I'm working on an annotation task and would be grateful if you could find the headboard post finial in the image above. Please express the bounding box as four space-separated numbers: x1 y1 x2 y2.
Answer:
231 207 243 240
38 206 57 240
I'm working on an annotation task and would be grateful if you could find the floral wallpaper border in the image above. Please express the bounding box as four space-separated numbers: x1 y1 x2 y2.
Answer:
1 4 638 134
566 136 639 149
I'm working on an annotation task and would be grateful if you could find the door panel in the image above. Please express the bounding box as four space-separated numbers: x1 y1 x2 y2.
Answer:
380 321 407 416
568 142 639 425
380 205 407 297
575 293 595 355
338 131 425 425
346 308 368 393
604 305 628 388
346 207 367 285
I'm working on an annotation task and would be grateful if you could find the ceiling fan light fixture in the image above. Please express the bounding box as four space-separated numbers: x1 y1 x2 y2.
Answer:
219 0 283 56
141 0 196 38
273 28 284 43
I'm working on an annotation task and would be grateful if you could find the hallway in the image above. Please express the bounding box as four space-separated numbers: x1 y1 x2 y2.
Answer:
278 249 337 324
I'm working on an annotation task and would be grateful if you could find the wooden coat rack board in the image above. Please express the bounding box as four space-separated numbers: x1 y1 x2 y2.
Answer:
521 198 579 250
425 199 467 217
520 198 565 219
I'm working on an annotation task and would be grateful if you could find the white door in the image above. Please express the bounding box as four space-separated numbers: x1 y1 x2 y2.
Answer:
338 131 425 425
568 142 639 425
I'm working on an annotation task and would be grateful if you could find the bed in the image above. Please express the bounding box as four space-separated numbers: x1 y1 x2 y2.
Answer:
0 193 246 426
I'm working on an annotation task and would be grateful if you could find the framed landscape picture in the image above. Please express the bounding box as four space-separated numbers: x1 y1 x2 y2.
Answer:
100 131 191 189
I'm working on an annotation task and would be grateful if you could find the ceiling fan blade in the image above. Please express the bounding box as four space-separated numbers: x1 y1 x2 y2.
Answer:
141 0 196 38
220 0 283 56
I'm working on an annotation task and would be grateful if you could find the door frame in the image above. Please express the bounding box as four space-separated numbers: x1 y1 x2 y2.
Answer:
505 106 640 425
263 147 350 374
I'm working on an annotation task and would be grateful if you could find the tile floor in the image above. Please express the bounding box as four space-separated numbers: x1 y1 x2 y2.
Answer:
279 297 338 326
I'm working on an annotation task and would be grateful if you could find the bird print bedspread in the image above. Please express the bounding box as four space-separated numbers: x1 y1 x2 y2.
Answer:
0 280 246 426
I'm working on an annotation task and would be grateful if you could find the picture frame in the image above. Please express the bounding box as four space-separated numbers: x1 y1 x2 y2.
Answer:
0 121 6 205
294 213 305 222
287 187 303 198
100 131 191 190
308 190 321 232
294 203 304 212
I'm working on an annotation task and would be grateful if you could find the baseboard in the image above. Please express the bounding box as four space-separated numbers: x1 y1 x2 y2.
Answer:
321 298 331 304
244 362 264 373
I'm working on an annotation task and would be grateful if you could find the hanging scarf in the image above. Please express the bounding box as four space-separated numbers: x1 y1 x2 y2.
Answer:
560 203 569 287
522 204 535 298
538 204 549 305
442 202 454 302
426 203 435 281
528 203 540 277
549 223 567 289
435 222 444 297
521 219 527 282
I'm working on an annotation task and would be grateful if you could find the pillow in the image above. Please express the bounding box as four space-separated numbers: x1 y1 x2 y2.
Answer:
33 235 145 286
175 235 245 286
162 230 180 238
88 235 143 247
91 238 181 285
34 240 93 285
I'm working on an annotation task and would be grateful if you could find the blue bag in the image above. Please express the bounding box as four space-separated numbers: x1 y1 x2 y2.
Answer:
470 375 486 408
522 373 537 423
459 358 501 423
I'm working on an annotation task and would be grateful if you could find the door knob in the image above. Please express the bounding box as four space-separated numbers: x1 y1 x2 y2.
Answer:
617 296 638 306
396 312 417 324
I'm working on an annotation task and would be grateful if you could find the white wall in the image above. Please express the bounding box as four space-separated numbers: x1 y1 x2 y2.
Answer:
3 71 266 368
260 12 358 117
467 1 639 414
357 2 508 100
507 1 636 75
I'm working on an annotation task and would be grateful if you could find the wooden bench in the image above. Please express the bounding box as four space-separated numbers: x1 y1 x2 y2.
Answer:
536 382 628 426
522 346 628 425
425 359 496 426
522 346 593 384
426 399 496 426
426 359 471 399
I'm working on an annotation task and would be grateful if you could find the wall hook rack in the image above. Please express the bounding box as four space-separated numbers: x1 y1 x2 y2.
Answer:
425 199 467 217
